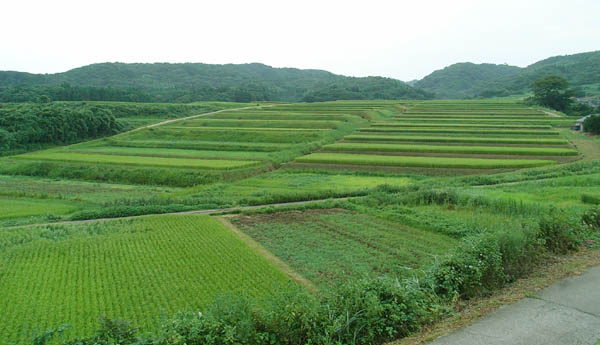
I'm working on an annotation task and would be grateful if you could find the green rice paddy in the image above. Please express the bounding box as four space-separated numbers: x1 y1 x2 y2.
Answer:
15 151 260 170
344 134 570 145
296 153 556 169
323 143 579 156
0 215 292 343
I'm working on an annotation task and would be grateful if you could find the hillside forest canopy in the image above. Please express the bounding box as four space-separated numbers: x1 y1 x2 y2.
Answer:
0 63 432 103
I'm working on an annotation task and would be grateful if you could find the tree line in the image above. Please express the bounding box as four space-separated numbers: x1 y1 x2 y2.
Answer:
529 75 600 119
0 103 122 155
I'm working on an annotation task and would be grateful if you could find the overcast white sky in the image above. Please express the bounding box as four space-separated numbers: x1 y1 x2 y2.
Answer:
2 0 599 81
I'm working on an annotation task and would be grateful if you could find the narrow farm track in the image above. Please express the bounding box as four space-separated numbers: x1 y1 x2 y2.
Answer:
137 104 278 130
542 110 563 118
2 197 354 230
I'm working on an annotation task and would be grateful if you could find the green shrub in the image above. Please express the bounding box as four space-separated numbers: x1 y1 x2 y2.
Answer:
494 227 543 282
321 278 444 344
583 115 600 134
582 207 600 230
537 210 582 254
432 235 504 299
582 193 600 205
258 288 323 345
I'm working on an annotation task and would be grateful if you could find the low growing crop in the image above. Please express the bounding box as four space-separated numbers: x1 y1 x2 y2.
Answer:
0 215 291 343
344 134 569 145
323 143 578 156
296 153 557 169
359 127 560 136
14 151 260 170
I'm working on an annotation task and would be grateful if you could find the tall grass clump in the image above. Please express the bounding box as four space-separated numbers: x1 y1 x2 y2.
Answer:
537 209 583 254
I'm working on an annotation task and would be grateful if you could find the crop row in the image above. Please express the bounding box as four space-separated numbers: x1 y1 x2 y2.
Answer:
398 113 547 118
105 139 293 152
372 122 553 129
390 117 573 124
165 126 329 132
344 134 570 145
15 151 260 170
295 153 556 169
175 119 341 129
67 146 272 161
203 112 352 121
126 127 325 143
323 143 579 156
358 127 559 136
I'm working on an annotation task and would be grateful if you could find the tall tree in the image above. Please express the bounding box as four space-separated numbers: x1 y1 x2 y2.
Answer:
583 115 600 134
531 76 573 111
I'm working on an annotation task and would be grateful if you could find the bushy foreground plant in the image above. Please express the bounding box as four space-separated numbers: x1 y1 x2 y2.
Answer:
582 207 600 230
431 235 505 298
34 282 445 345
537 209 582 254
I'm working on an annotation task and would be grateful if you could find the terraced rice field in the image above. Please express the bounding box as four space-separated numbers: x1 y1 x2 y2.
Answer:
358 127 560 136
2 101 410 187
293 100 579 173
296 153 556 169
372 122 553 129
0 215 292 343
344 134 569 145
15 150 261 169
323 143 579 156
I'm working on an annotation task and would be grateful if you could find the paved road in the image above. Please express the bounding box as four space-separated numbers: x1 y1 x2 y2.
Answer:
429 265 600 345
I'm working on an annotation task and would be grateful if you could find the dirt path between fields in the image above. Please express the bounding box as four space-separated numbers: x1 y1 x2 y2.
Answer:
3 197 353 230
144 105 270 129
125 104 276 132
543 110 563 117
216 216 318 293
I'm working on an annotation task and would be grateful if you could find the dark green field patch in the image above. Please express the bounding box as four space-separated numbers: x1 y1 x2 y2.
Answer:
232 209 457 288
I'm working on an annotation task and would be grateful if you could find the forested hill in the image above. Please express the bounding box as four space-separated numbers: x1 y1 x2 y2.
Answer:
0 63 432 103
413 63 521 98
415 50 600 99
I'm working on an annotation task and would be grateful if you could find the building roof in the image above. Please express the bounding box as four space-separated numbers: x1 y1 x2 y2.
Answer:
576 115 593 123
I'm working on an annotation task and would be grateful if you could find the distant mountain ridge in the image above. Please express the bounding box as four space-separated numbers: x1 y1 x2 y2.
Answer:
415 50 600 99
0 62 432 103
2 50 599 102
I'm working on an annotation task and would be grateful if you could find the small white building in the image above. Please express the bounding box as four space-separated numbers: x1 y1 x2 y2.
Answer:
573 115 593 131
